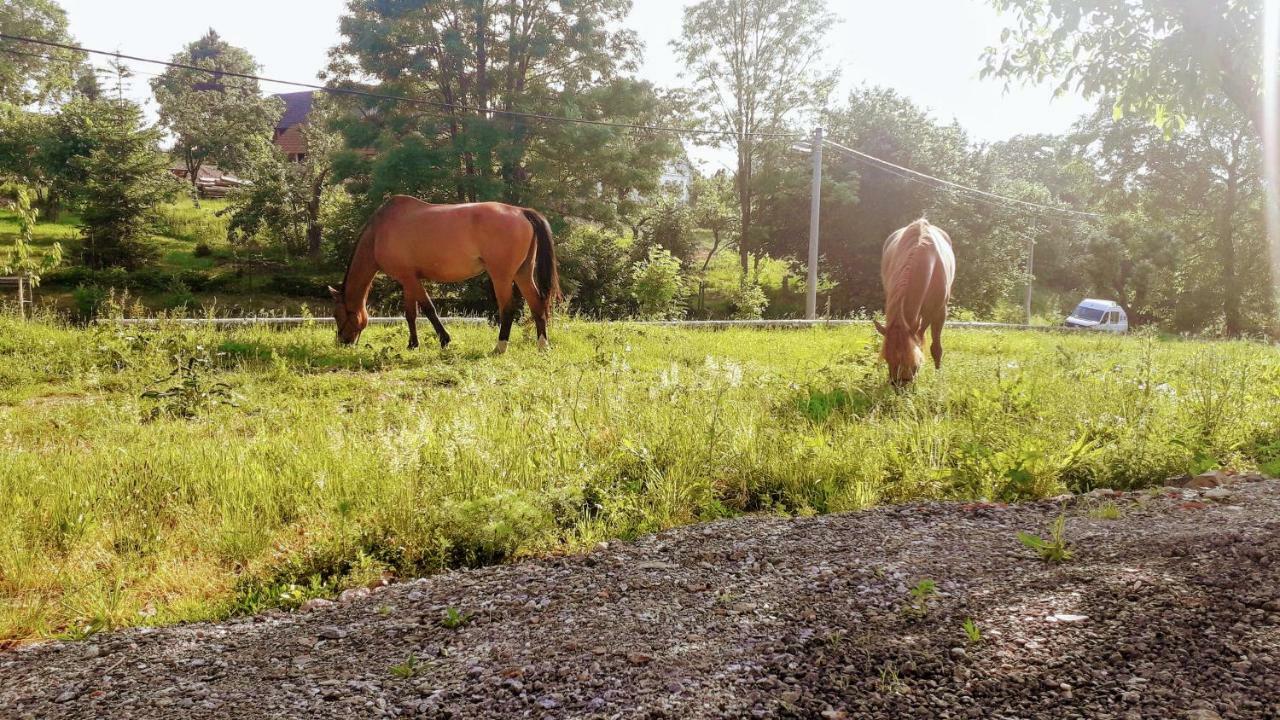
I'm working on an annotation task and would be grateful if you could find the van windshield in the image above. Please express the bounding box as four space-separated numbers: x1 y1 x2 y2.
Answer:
1072 305 1107 322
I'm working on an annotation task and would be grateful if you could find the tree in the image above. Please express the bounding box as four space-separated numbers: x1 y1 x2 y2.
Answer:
1073 102 1272 334
150 30 282 200
983 1 1267 139
674 0 838 275
327 0 655 211
0 0 91 107
78 64 177 269
689 172 739 312
227 95 342 260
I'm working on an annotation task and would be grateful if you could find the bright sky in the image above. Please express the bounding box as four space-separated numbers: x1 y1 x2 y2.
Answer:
58 0 1093 165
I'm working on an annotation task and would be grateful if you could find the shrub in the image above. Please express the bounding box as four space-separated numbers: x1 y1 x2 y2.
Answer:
193 242 213 258
557 225 635 318
630 246 686 320
72 284 107 322
727 280 769 320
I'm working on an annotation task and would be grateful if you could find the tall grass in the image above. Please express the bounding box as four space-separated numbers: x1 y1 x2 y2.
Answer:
1 314 1277 644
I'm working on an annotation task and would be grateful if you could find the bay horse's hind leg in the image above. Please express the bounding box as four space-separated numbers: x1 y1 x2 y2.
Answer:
491 276 516 355
514 271 549 351
419 289 450 349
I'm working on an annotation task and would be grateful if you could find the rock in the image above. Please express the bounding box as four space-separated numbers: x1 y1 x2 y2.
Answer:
1047 613 1089 623
338 588 371 603
1184 710 1222 720
300 599 335 612
626 653 653 666
317 626 347 640
54 687 81 703
950 647 966 658
1185 471 1227 489
1203 487 1233 501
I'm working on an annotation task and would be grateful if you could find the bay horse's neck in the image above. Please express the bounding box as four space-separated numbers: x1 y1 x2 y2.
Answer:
342 226 378 313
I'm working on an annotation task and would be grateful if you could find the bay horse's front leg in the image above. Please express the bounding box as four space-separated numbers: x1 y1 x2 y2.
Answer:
402 293 419 350
419 291 450 349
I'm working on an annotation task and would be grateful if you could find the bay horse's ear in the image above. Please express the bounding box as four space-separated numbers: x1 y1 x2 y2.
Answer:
873 319 886 336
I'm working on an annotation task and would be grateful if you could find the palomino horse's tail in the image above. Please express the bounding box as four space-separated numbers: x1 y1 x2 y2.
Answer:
523 209 561 304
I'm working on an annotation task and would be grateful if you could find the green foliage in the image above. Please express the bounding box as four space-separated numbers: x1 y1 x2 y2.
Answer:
962 617 982 645
76 67 178 270
389 654 420 679
906 578 937 617
0 182 61 285
675 0 839 272
557 225 635 318
227 95 342 260
1018 515 1074 563
726 280 768 320
983 0 1265 138
440 608 468 630
630 246 686 320
1089 501 1122 521
141 354 236 420
0 0 93 106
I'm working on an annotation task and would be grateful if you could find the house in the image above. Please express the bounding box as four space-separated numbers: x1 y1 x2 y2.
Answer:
168 162 248 199
273 91 315 162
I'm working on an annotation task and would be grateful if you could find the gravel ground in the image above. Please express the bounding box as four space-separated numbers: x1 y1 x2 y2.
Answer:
4 475 1279 719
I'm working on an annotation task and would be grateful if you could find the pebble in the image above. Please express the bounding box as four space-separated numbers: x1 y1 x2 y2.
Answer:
317 626 347 640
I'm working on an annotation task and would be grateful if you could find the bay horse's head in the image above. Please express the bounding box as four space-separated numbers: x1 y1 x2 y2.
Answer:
329 285 368 345
875 319 924 387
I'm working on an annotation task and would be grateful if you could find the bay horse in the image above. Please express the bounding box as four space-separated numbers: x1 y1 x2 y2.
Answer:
874 218 956 385
329 195 560 354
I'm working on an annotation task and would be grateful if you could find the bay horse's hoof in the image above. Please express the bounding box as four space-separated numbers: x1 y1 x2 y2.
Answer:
537 337 550 352
492 340 509 355
439 335 451 350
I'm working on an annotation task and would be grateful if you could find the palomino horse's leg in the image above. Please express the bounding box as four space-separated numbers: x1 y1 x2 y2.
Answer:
513 273 550 351
492 279 516 355
930 321 944 369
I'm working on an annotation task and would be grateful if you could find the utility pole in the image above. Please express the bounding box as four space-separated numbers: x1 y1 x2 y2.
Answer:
806 127 823 320
1024 232 1036 325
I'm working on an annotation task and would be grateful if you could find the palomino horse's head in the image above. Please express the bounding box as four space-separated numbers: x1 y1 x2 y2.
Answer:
875 319 924 386
329 285 368 345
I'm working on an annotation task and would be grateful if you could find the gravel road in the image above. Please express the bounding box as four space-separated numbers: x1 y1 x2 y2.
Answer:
4 475 1278 719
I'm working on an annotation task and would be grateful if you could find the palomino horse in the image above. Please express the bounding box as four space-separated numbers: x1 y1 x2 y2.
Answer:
329 195 560 354
874 218 955 385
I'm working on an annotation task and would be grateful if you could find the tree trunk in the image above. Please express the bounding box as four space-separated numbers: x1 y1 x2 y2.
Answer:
1216 165 1242 337
306 171 328 262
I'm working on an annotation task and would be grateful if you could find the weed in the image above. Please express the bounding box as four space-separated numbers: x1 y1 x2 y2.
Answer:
1089 501 1122 520
961 618 981 645
905 579 937 617
1018 515 1074 563
440 607 468 629
389 653 419 679
141 352 235 420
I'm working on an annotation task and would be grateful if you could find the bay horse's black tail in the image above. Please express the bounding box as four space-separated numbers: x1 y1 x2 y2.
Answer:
523 209 561 305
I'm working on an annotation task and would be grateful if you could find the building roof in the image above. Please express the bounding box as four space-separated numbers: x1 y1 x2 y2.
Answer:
275 91 314 131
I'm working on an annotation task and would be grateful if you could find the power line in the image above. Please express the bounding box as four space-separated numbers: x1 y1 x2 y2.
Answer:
0 33 804 141
821 137 1101 219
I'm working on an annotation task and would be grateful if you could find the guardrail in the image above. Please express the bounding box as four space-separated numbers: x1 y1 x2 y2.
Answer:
104 316 1066 332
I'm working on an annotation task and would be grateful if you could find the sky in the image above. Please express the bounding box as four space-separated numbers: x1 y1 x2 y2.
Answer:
56 0 1094 168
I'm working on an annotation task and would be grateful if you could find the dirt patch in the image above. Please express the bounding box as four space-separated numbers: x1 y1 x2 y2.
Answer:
3 478 1278 719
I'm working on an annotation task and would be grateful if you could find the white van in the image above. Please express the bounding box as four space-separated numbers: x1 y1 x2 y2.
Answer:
1064 299 1128 333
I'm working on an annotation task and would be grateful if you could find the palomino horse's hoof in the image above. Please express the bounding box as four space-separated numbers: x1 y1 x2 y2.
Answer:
492 340 509 355
537 338 550 352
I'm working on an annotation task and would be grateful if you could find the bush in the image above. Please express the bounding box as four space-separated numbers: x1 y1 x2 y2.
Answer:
727 281 769 320
193 242 213 258
630 246 687 320
557 225 635 318
72 284 107 322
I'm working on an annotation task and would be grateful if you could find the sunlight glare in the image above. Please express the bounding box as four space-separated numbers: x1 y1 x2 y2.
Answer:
1266 0 1280 309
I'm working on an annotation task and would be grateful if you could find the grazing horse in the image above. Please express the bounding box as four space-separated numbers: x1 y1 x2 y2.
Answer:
875 218 955 385
329 195 560 354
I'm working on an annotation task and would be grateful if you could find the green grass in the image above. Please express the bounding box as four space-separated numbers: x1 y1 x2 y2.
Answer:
1 315 1278 645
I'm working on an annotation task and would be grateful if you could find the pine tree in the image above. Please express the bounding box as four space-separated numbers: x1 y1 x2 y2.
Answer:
77 62 176 269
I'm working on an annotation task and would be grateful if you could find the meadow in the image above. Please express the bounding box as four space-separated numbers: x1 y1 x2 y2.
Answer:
1 313 1278 645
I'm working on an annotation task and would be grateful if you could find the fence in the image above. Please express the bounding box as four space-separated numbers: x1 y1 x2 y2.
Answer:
0 276 32 318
